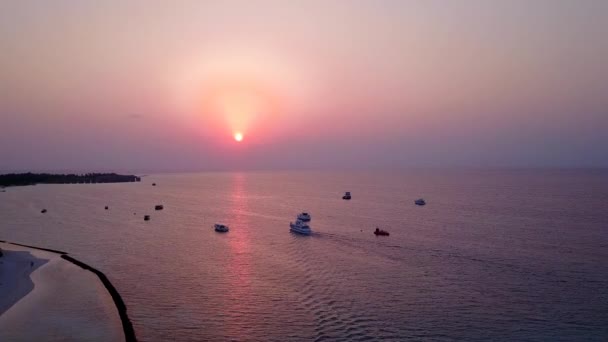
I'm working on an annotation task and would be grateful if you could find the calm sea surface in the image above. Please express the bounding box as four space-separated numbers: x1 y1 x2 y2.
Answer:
1 170 607 341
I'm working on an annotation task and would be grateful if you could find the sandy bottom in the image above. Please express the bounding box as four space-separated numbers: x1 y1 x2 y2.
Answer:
0 242 124 341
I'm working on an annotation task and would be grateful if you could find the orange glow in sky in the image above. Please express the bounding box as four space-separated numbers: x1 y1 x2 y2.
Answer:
215 85 266 137
171 48 316 149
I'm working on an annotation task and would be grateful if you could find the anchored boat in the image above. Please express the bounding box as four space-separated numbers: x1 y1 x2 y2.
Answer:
297 212 311 222
415 198 426 206
374 227 390 236
214 224 229 233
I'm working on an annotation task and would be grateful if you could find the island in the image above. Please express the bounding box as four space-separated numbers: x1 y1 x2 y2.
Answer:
0 173 141 187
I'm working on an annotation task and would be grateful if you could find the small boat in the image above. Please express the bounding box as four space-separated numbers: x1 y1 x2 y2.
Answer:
290 219 312 235
152 183 157 186
105 206 109 210
155 205 164 210
297 212 311 222
342 191 352 200
214 224 229 233
41 209 47 213
415 198 426 206
144 215 150 221
374 227 390 236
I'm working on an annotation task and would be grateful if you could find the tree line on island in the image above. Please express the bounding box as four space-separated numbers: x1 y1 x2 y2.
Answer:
0 173 141 187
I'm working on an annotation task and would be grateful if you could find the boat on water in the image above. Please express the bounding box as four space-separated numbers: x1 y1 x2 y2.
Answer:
155 205 164 210
144 215 150 221
415 198 426 206
290 219 312 235
297 212 311 222
214 224 229 233
342 191 352 200
374 227 390 236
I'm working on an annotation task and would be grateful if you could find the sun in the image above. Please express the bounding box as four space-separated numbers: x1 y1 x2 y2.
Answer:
234 132 243 142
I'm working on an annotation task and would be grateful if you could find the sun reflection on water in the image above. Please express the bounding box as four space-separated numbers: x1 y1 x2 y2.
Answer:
225 173 254 337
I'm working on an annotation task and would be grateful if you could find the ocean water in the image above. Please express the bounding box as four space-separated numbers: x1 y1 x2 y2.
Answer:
1 170 607 341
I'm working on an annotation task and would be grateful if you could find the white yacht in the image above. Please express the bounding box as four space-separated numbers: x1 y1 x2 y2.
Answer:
297 212 311 222
214 224 229 233
290 219 312 235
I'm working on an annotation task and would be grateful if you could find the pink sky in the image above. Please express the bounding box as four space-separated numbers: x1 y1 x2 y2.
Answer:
1 0 607 171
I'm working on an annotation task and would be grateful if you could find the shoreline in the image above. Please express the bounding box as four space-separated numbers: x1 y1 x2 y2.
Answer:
61 254 136 341
0 242 49 316
0 240 136 341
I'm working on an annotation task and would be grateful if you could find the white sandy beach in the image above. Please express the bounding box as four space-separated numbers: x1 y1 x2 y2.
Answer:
0 242 49 315
0 242 124 341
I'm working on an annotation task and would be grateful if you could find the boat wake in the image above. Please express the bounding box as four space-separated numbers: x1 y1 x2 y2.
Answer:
285 238 382 341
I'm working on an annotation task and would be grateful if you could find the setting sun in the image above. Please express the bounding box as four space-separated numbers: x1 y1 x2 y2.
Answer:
234 132 243 142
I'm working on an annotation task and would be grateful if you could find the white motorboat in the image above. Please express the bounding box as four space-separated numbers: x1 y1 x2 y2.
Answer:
297 212 311 222
214 224 229 233
290 219 312 235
